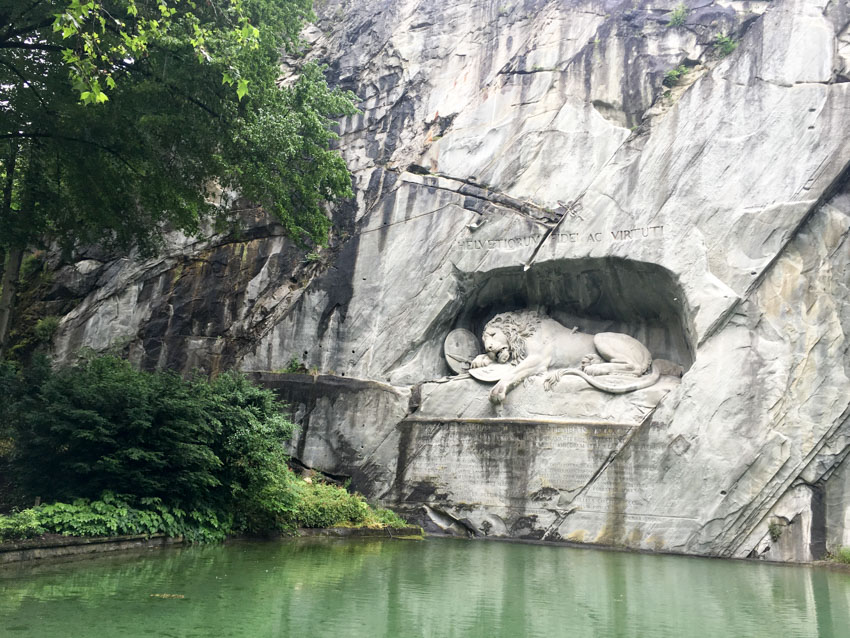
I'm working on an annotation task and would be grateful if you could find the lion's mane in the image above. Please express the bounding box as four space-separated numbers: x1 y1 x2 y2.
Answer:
484 310 542 363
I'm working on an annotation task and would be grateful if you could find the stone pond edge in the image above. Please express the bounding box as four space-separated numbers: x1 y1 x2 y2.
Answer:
0 526 425 565
4 529 848 573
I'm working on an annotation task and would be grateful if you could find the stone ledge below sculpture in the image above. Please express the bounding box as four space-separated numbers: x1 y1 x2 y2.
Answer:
415 375 682 425
385 418 698 547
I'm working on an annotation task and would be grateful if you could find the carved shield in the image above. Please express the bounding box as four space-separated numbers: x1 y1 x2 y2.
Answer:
443 329 480 374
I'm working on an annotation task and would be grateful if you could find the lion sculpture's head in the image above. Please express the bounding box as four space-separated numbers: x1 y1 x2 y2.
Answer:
482 310 542 364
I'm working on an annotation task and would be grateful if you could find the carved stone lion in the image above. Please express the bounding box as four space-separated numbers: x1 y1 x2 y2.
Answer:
469 310 660 404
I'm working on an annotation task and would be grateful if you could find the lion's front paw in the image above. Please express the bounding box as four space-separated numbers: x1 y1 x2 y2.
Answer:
583 363 608 376
471 354 494 369
543 370 562 391
580 354 603 370
490 382 507 404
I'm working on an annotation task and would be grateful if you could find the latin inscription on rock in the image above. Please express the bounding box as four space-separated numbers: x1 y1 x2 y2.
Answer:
456 226 664 251
398 422 639 507
571 439 670 514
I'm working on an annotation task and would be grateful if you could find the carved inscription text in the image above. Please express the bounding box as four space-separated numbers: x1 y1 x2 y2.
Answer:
457 225 664 251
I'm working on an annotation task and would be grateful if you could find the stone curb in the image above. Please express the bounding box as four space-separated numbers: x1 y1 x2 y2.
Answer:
0 527 424 565
0 534 183 565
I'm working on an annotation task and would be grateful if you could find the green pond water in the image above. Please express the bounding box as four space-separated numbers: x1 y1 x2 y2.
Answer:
1 537 849 637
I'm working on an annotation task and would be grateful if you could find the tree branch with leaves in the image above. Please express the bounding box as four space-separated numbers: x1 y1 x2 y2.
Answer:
0 0 358 359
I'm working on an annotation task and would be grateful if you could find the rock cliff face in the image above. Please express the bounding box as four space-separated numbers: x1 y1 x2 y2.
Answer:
48 0 850 561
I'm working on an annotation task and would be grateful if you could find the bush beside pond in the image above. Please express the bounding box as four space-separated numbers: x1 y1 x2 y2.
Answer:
0 355 408 542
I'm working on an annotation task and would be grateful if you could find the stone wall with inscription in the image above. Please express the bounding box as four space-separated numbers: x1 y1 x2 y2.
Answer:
391 421 636 539
47 0 850 562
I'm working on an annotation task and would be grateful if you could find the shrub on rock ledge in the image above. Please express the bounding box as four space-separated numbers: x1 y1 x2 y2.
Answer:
4 356 297 534
1 355 407 539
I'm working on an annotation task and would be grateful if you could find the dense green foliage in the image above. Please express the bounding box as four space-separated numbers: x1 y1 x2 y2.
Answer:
0 0 358 357
49 0 302 105
296 481 371 528
0 508 44 540
10 356 221 506
34 493 227 541
0 493 226 542
0 0 356 252
2 356 297 530
294 483 410 529
0 356 408 541
0 483 409 542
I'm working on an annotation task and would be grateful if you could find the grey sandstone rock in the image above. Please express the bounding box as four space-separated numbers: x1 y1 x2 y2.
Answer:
44 0 850 561
251 372 411 500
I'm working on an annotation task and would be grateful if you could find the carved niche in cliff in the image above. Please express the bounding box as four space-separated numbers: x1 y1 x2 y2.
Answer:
465 309 665 404
431 309 682 425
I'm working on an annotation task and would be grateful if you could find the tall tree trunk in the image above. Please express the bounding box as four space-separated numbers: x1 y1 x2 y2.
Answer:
0 144 20 360
0 246 23 359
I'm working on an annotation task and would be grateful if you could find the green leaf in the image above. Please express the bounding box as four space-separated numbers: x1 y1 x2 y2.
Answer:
236 78 249 101
0 0 357 291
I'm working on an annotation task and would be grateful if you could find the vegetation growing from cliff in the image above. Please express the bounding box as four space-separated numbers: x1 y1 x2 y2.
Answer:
714 33 739 58
666 3 688 28
0 356 407 541
828 547 850 564
662 65 688 87
0 0 358 358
